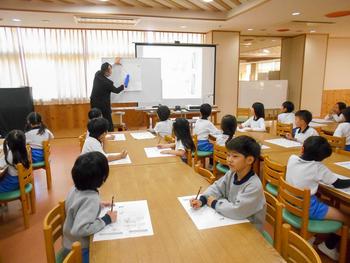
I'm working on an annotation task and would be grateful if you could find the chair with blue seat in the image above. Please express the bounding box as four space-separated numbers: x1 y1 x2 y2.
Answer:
32 140 52 190
278 177 349 263
63 242 82 263
213 143 229 179
262 191 283 253
0 162 36 229
262 156 286 197
44 200 67 263
193 135 213 168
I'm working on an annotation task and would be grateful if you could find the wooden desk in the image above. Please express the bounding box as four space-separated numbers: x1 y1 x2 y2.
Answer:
321 122 338 135
90 162 284 263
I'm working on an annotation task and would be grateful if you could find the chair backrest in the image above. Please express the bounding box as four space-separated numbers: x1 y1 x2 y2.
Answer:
278 177 310 238
78 133 86 152
237 108 251 117
281 224 321 263
262 156 286 190
43 140 51 164
264 191 283 252
62 242 82 263
335 148 350 156
164 135 175 143
43 201 66 263
26 144 32 163
194 164 215 184
320 132 346 150
186 149 193 167
193 134 199 160
276 122 293 137
213 143 228 166
16 162 34 195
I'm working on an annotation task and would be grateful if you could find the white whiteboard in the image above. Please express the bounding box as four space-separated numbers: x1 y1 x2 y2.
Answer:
102 58 162 105
238 80 288 108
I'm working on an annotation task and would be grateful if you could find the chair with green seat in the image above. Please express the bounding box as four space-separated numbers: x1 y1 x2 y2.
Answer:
278 177 349 263
262 191 283 253
262 156 286 197
32 140 52 190
193 135 212 168
44 200 67 263
213 143 229 179
63 241 82 263
0 162 36 229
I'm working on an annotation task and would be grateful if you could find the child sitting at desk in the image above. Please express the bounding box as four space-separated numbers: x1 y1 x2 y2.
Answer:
216 114 237 146
286 136 350 261
190 135 266 231
334 106 350 151
239 102 266 132
153 105 173 137
325 102 346 123
87 108 114 140
62 152 117 263
285 110 318 143
278 101 295 128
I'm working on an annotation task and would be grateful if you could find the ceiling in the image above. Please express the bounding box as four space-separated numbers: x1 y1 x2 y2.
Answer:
0 0 349 37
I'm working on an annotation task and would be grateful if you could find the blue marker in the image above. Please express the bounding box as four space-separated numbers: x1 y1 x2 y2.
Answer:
124 74 130 88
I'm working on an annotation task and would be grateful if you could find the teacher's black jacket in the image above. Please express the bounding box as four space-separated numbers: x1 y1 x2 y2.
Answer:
90 70 124 113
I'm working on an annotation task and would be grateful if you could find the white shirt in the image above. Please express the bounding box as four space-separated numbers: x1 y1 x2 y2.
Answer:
294 126 318 143
81 136 106 156
286 155 337 195
278 112 296 128
325 113 345 123
25 128 54 149
241 117 266 131
0 149 18 176
154 120 173 137
334 122 350 145
215 134 230 146
175 138 185 151
193 119 220 140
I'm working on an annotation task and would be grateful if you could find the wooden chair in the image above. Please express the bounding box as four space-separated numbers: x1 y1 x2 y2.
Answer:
278 177 348 263
320 132 346 150
78 133 86 152
212 143 229 179
276 122 293 137
0 163 36 229
194 164 215 184
193 135 212 168
262 191 283 253
335 148 350 156
262 156 286 197
32 140 52 190
236 108 250 123
63 242 82 263
281 224 321 263
164 135 175 143
112 111 126 131
43 201 66 263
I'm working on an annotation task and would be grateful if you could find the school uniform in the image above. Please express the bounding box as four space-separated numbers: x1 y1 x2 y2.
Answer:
325 113 345 123
294 126 318 143
193 119 220 152
241 117 266 131
286 155 337 219
25 128 54 163
62 187 112 263
334 122 350 151
200 170 266 231
278 112 295 128
215 134 230 147
154 119 173 137
175 138 188 163
0 149 20 192
81 136 106 156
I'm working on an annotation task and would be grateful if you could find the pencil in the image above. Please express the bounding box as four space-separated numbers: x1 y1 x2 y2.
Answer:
111 195 114 212
195 186 202 200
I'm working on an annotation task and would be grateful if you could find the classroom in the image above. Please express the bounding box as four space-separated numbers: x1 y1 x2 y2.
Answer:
0 0 350 262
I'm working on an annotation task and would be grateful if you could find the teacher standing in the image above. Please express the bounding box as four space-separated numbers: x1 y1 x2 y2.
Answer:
90 60 124 131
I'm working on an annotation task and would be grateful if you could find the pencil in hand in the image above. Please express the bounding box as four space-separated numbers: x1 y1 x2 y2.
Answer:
111 195 114 212
195 186 202 200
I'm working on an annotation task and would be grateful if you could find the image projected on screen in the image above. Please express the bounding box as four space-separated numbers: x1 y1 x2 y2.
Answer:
142 46 202 99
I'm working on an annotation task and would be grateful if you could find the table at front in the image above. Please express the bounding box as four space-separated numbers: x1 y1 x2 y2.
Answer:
90 162 284 263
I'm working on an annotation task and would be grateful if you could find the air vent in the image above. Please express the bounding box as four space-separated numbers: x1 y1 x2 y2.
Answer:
292 20 335 25
74 16 139 25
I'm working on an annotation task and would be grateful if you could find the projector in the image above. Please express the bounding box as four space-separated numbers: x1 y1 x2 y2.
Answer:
186 105 201 111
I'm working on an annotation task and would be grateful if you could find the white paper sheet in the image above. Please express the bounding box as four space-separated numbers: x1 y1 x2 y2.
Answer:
107 154 132 165
309 122 326 127
335 161 350 170
321 174 350 195
312 118 334 124
93 200 154 242
178 195 248 230
112 134 126 141
264 138 302 148
130 132 155 140
237 127 251 132
144 147 174 158
261 145 270 150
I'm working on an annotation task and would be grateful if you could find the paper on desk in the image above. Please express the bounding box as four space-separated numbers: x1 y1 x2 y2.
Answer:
265 138 302 148
309 122 326 128
144 147 174 158
335 161 350 170
312 118 334 124
178 196 248 230
320 174 350 195
107 154 132 165
130 132 155 140
93 200 154 242
261 145 270 150
112 134 126 141
237 127 251 132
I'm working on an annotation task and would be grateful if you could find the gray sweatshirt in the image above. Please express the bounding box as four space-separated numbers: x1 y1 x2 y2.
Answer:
201 170 266 231
62 187 111 249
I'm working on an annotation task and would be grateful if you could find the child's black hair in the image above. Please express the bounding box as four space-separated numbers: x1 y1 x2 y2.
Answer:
173 118 195 152
282 101 295 113
252 102 265 120
25 112 47 136
343 107 350 123
3 130 30 169
200 103 212 120
226 135 261 162
87 118 109 140
221 115 237 144
336 102 346 114
72 152 109 191
295 110 312 124
301 136 332 162
88 108 103 120
157 105 171 122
